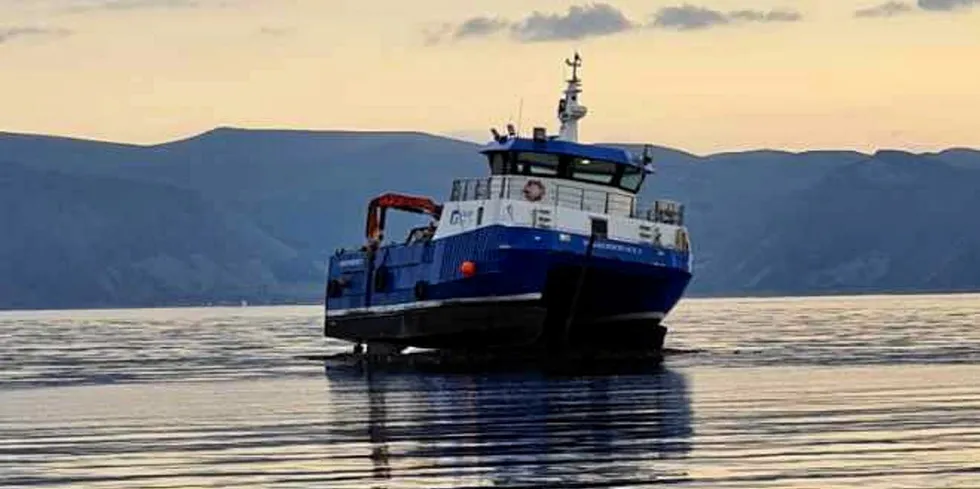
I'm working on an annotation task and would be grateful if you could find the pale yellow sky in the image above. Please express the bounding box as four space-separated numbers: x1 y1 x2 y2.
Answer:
1 0 978 153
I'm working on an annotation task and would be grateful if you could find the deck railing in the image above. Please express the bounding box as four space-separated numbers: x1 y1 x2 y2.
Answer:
449 177 685 225
637 199 685 226
449 178 494 202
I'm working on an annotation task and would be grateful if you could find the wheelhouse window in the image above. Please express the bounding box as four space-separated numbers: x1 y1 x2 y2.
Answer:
484 150 645 193
569 157 616 185
517 152 559 176
619 166 644 192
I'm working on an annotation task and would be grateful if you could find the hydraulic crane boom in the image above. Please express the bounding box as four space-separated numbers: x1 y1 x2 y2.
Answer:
364 193 443 241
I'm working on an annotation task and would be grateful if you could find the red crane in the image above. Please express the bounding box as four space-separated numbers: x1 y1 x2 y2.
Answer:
364 192 443 242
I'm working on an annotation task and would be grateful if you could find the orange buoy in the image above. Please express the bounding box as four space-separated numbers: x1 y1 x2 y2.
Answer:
460 260 477 278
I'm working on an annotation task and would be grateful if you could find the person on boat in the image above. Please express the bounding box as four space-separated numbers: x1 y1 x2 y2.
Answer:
421 220 437 241
406 227 426 245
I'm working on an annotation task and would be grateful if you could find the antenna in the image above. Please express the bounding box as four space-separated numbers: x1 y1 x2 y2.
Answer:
517 97 524 135
565 51 582 82
556 50 587 142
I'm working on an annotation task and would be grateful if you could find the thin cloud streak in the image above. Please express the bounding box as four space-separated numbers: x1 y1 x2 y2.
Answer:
98 0 200 9
59 0 252 12
428 2 804 44
454 16 508 40
728 9 802 22
854 0 978 17
0 26 72 45
63 0 198 11
917 0 979 10
854 2 913 17
649 5 803 31
649 5 728 30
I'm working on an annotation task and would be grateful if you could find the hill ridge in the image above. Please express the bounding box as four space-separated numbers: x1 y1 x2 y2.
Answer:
2 129 979 309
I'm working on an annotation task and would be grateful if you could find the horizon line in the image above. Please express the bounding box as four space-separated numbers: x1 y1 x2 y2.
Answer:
1 126 978 158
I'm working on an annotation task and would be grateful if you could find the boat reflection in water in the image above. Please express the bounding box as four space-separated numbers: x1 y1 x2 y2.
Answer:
324 366 694 487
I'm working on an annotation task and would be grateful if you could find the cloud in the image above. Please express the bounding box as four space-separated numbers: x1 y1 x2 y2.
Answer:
917 0 979 10
454 16 508 40
63 0 198 11
509 3 636 42
854 1 913 17
428 3 635 44
60 0 253 12
421 23 452 46
853 0 977 18
0 26 72 45
728 9 802 22
427 2 806 44
99 0 200 8
650 5 728 30
649 4 803 31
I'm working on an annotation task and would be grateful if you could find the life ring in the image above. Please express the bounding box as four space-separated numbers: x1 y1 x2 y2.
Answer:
523 180 545 202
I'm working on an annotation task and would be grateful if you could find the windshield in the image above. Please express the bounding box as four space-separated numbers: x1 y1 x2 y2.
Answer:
487 151 644 193
619 166 644 192
518 152 560 176
569 157 617 185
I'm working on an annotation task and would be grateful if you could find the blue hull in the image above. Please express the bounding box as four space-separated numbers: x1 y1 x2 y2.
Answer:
324 225 692 351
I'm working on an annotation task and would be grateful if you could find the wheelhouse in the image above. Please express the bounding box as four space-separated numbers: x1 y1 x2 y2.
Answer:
480 137 648 194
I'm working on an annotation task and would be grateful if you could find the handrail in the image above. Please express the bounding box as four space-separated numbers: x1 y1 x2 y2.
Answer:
449 177 684 225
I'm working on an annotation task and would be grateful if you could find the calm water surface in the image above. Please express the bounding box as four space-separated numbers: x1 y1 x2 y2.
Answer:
2 294 980 487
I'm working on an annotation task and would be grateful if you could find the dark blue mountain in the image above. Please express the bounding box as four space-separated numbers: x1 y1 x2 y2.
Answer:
2 128 978 309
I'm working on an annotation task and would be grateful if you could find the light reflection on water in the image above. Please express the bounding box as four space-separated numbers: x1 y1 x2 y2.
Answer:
1 370 694 488
4 365 980 488
2 294 980 487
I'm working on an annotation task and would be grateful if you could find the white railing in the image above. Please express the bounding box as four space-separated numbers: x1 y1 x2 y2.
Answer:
449 177 494 202
637 199 685 226
449 177 684 225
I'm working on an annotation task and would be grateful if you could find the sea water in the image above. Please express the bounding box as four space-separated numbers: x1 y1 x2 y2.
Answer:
2 294 979 487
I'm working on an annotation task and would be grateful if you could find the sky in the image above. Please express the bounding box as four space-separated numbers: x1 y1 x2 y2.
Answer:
1 0 978 154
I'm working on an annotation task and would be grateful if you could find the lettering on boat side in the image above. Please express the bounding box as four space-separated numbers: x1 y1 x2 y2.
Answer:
338 259 364 268
594 242 643 255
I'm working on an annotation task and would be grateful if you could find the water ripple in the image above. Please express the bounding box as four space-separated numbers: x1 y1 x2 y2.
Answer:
3 365 980 488
2 295 980 487
2 294 979 389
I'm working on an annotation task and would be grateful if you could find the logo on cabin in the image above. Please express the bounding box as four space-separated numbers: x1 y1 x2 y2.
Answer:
523 180 546 202
450 209 474 225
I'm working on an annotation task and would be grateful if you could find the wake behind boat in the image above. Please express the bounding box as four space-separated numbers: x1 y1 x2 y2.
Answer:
323 53 693 358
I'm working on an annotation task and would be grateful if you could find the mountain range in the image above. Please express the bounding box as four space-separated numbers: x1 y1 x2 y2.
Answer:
2 128 978 310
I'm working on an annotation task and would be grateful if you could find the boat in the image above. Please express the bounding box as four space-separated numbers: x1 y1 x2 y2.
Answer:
323 53 693 358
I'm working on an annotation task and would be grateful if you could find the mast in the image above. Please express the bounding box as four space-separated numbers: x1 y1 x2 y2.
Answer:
556 52 588 142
